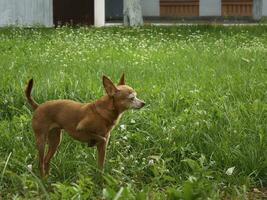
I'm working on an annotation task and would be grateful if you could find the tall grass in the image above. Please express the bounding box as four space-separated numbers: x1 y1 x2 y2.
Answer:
0 25 266 199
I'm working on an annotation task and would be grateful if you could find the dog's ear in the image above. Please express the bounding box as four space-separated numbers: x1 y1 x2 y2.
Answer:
103 76 118 96
118 73 125 85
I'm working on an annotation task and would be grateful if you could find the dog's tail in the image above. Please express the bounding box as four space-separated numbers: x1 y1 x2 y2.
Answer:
25 79 39 110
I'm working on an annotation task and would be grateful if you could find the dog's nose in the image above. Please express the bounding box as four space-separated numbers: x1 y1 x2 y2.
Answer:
140 101 145 108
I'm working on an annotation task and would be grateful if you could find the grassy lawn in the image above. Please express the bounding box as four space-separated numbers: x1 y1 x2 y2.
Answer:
0 25 266 199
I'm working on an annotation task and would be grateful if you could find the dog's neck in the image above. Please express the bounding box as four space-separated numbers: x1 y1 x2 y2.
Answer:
93 95 122 125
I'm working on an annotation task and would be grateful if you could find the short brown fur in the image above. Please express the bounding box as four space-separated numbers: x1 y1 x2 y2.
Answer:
25 74 145 177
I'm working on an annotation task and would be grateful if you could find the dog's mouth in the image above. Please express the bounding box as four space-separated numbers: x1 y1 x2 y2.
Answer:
132 101 145 109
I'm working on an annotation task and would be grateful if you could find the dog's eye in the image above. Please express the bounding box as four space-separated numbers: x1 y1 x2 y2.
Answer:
130 97 135 101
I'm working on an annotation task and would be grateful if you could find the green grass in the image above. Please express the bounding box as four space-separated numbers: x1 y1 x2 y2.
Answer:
0 25 266 199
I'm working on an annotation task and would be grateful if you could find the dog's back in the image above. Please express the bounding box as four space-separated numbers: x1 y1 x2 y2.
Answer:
32 100 86 132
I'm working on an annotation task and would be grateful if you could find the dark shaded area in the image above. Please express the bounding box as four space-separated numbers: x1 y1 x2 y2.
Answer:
53 0 94 26
105 0 123 20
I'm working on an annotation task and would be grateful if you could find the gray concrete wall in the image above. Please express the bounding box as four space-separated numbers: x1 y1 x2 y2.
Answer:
263 0 267 16
141 0 159 16
200 0 221 16
0 0 53 27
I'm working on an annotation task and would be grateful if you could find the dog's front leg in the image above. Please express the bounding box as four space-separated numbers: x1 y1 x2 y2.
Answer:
97 134 110 171
97 142 106 171
90 134 106 144
88 134 106 147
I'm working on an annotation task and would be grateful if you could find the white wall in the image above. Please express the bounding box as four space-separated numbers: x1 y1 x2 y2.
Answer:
141 0 159 16
95 0 105 26
0 0 53 27
200 0 221 16
263 0 267 16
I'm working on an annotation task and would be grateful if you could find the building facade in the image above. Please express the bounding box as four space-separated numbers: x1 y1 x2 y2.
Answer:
0 0 266 27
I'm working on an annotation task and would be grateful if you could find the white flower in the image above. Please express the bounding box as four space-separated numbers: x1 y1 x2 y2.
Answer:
188 176 197 182
148 159 154 166
16 136 23 141
120 124 126 130
27 164 32 171
226 167 235 176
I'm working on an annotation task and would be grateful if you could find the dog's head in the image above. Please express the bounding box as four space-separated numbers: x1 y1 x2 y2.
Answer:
103 74 145 112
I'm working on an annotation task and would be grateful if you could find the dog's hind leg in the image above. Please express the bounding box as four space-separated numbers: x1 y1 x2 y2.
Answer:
44 128 61 176
33 129 47 178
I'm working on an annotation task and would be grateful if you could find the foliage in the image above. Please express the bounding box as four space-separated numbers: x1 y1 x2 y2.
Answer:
0 25 266 199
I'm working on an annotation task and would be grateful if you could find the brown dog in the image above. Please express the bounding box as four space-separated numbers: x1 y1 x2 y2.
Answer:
25 74 145 177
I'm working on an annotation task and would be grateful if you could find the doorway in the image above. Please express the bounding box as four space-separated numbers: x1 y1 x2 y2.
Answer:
53 0 94 26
